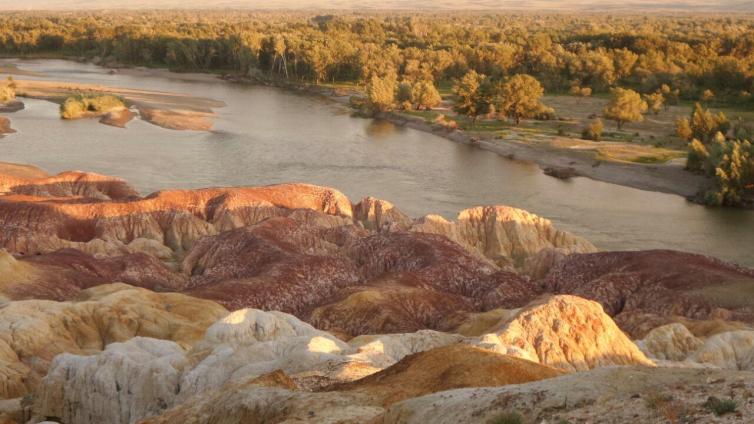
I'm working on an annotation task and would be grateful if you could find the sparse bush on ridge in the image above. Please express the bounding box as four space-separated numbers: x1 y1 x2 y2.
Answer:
489 411 523 424
703 396 738 416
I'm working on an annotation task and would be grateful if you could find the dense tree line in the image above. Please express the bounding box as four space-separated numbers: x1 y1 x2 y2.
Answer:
0 11 753 104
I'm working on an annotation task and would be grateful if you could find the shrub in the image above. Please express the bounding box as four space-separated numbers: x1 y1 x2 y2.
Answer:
60 93 126 119
582 118 604 141
489 411 523 424
702 396 737 416
0 77 15 103
687 134 754 206
569 85 591 97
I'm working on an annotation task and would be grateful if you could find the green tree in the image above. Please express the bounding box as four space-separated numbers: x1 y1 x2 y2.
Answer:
643 92 664 115
677 103 730 143
396 81 414 110
495 74 547 125
453 70 493 126
676 118 693 140
412 80 442 110
603 88 647 130
366 73 397 113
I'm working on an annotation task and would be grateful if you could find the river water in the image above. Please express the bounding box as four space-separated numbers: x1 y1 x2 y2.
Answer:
1 59 753 267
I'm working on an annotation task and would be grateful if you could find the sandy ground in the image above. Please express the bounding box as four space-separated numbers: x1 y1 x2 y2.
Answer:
383 111 710 199
13 79 224 131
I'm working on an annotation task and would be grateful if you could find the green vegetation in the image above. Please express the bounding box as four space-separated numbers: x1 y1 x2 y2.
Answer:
0 10 751 207
0 11 752 107
60 94 126 119
643 91 664 115
688 133 753 206
412 80 442 110
676 103 730 143
603 88 647 130
582 118 604 141
453 70 492 126
702 396 738 416
496 74 551 125
365 73 397 113
489 411 523 424
0 76 15 102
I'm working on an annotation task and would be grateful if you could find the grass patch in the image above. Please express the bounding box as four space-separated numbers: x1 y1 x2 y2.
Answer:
399 109 442 122
489 411 523 424
703 397 737 416
60 93 126 119
595 145 685 164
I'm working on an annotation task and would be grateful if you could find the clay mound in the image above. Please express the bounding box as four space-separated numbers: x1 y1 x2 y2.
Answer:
353 196 412 232
309 284 475 337
0 248 186 301
0 284 227 399
183 220 535 334
541 250 754 336
0 168 138 200
328 344 563 405
344 231 535 307
483 295 654 371
410 205 597 268
0 182 353 258
183 216 361 313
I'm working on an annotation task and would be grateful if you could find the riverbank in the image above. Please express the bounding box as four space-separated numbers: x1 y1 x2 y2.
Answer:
382 111 711 199
224 74 713 202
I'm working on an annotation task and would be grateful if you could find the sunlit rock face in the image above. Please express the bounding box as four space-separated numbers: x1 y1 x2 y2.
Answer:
0 181 353 260
32 294 658 424
32 309 470 424
540 250 754 337
0 169 138 200
410 205 597 268
0 284 227 399
638 323 754 370
353 196 412 233
472 295 654 372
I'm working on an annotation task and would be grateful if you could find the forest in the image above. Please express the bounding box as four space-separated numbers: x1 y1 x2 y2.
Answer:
0 10 752 205
0 12 751 99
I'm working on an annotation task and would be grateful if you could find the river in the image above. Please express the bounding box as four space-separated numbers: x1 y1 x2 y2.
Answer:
1 59 753 267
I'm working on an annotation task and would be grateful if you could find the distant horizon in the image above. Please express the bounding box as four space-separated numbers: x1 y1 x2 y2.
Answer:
0 0 752 12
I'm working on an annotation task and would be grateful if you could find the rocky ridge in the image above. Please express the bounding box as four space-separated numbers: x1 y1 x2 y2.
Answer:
1 163 753 424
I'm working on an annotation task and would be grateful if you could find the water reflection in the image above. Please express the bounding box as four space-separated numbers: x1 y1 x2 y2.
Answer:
365 119 401 138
